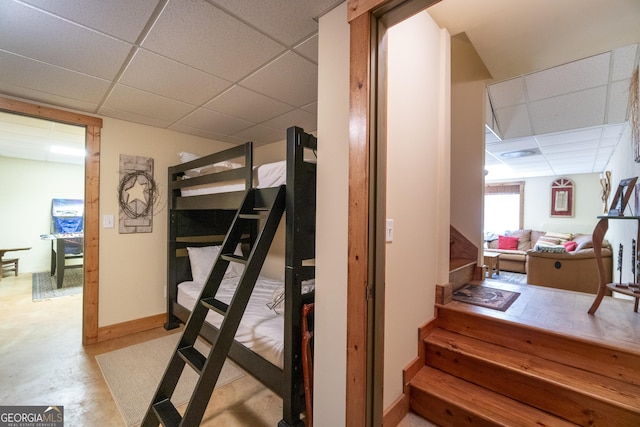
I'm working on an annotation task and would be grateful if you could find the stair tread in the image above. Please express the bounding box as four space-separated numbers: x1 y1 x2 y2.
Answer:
152 399 181 427
411 366 577 426
426 328 640 411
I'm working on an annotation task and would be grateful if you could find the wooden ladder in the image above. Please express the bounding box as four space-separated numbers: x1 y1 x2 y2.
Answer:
141 185 286 427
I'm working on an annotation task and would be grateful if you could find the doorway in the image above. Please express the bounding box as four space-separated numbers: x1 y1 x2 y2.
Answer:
0 96 102 345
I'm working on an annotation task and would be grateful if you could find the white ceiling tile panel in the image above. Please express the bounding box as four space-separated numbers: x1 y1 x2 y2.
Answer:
168 122 232 142
602 123 626 138
208 0 341 45
261 109 317 132
232 124 284 146
540 140 600 154
599 137 621 148
203 86 294 123
524 52 610 101
294 35 319 64
141 0 285 82
0 51 110 104
19 0 161 43
529 86 607 134
611 44 638 81
176 108 254 135
301 102 317 115
535 127 602 146
102 85 195 122
99 106 175 128
485 136 537 156
493 104 532 139
0 1 132 80
240 52 318 107
606 80 631 123
0 82 101 113
487 77 526 109
120 50 232 105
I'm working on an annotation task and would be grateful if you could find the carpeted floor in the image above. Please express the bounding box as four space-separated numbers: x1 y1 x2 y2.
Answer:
32 269 83 301
96 334 244 427
488 271 527 285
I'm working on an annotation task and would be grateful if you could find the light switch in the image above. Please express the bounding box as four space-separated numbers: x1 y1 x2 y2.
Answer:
103 214 115 228
386 219 394 242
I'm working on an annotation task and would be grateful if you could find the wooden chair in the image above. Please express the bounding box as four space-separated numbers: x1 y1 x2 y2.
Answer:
1 258 19 277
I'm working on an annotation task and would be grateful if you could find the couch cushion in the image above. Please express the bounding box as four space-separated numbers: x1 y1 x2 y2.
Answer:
498 235 519 250
544 231 573 245
572 233 593 251
507 229 532 251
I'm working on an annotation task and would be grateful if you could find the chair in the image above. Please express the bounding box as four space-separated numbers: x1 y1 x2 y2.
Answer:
1 258 19 278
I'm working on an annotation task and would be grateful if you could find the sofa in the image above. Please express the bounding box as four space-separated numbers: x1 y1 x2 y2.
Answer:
486 229 612 294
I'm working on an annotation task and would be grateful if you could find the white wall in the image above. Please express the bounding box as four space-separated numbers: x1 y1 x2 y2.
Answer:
604 124 640 283
315 3 349 425
384 12 450 409
0 157 83 272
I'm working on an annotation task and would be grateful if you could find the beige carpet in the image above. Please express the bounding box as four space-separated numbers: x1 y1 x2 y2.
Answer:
96 333 244 427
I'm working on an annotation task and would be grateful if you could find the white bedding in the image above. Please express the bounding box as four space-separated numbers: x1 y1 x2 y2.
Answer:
177 275 287 368
181 160 286 197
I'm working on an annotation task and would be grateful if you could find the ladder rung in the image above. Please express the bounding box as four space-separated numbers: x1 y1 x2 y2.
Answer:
201 297 228 315
178 345 206 374
221 254 247 264
239 213 261 220
153 399 181 427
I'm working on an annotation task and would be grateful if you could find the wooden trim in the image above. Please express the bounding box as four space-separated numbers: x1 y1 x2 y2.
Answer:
0 96 101 346
348 0 388 22
96 313 166 342
347 10 372 427
382 394 409 427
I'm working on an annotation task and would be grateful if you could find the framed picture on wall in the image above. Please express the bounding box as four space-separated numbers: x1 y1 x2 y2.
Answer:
550 178 574 217
608 177 638 216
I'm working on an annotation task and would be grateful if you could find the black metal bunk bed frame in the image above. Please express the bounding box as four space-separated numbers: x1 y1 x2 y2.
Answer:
162 126 316 427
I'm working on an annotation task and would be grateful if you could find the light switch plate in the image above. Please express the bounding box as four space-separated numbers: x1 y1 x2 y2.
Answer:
103 214 115 228
386 219 394 242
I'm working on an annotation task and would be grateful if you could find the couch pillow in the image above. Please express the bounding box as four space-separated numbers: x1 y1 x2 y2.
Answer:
563 241 578 252
535 236 561 246
506 229 532 251
534 244 567 253
498 235 519 250
544 231 573 245
572 233 593 251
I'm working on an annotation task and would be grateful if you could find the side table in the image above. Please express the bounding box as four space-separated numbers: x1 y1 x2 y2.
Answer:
484 251 501 279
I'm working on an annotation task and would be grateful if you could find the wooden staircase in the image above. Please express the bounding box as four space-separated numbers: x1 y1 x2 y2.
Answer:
407 305 640 426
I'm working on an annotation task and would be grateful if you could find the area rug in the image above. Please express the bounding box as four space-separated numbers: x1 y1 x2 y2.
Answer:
96 333 244 427
453 284 520 311
32 269 83 301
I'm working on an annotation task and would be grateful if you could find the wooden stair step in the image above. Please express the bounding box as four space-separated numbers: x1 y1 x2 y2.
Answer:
425 328 640 426
435 305 640 386
410 365 578 427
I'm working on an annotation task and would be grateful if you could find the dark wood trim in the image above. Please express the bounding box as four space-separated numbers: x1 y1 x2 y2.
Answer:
0 96 101 346
382 394 409 427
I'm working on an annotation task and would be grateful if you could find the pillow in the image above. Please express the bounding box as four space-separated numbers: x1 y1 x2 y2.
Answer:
533 244 566 253
572 234 594 251
543 232 573 245
535 236 561 247
498 235 519 250
224 244 245 278
187 246 221 284
563 241 578 252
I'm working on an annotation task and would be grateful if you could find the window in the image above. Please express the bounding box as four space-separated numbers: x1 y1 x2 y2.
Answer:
484 182 524 237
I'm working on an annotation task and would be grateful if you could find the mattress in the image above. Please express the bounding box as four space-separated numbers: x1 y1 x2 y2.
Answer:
181 160 286 197
177 275 288 368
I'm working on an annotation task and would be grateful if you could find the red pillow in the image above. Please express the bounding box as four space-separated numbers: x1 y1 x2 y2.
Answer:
498 235 519 250
563 241 578 252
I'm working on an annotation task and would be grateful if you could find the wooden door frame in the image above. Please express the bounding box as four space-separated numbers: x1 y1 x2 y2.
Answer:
346 0 442 424
0 96 101 345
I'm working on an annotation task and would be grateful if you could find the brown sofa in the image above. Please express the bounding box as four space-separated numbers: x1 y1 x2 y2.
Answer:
486 230 613 294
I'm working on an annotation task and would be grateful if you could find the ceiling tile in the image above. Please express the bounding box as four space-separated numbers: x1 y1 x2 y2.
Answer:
540 139 599 154
294 34 319 63
141 0 285 81
175 108 254 135
19 0 160 42
611 44 638 81
208 0 340 45
493 104 532 139
99 106 174 128
301 102 318 115
232 124 284 146
606 80 631 123
524 52 610 101
261 108 317 132
0 1 132 80
168 122 232 142
204 85 294 123
487 77 526 109
241 51 318 107
529 86 607 134
535 127 602 146
485 136 537 156
0 82 101 113
120 50 232 105
101 85 195 122
0 51 110 104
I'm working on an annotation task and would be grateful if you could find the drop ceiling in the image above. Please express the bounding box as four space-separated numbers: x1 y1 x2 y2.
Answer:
0 0 639 176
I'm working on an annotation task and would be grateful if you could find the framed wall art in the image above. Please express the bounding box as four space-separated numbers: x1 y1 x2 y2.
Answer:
608 177 638 216
550 178 574 217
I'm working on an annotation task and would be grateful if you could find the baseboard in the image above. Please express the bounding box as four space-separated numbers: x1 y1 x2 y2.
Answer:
382 393 409 427
96 313 166 343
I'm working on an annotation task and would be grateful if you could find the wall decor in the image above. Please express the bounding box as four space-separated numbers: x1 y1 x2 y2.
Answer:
629 66 640 162
600 170 611 214
118 155 157 233
550 178 574 217
608 177 638 216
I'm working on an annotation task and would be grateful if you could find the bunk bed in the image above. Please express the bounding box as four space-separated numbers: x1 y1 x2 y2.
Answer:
163 126 316 427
